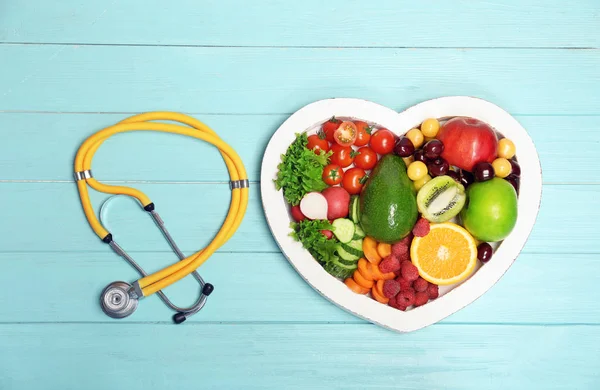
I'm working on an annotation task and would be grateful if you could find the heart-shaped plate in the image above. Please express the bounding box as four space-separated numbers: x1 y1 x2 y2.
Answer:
260 96 542 333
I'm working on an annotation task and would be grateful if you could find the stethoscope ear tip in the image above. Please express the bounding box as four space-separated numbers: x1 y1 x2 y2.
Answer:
173 312 187 324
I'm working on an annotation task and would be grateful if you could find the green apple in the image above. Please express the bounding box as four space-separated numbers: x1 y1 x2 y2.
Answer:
460 178 518 242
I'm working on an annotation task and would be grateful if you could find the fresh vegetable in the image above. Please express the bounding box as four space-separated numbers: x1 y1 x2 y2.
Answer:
357 258 373 281
322 164 343 186
344 278 369 294
369 128 396 155
274 132 330 205
353 146 378 170
321 186 351 220
322 116 342 143
376 242 392 259
331 218 356 243
353 121 372 147
341 239 364 258
290 205 306 222
334 121 358 147
300 192 328 220
321 230 334 239
362 236 382 264
342 167 368 195
353 269 373 289
329 144 356 168
349 195 360 224
352 224 365 239
307 133 329 155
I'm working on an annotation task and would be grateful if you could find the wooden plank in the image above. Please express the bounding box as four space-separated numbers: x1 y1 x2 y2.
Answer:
0 113 595 184
0 324 598 389
0 252 597 324
0 182 594 254
1 0 598 48
1 45 599 115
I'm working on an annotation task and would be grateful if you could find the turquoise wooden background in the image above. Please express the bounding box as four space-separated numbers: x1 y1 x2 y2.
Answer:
1 1 599 389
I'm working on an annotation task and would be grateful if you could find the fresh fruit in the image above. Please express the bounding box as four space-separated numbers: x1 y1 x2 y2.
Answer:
460 178 518 242
382 279 401 298
359 154 418 243
299 192 328 220
402 156 414 168
506 176 520 194
421 118 440 138
321 186 350 220
509 160 521 177
330 144 355 168
492 158 512 178
416 175 466 223
322 164 343 186
322 117 342 142
342 167 367 195
362 236 382 264
473 161 495 182
427 284 439 299
410 222 478 285
334 121 358 146
394 136 415 157
369 129 396 155
414 291 429 307
291 205 306 222
413 174 432 191
376 242 392 259
407 161 428 181
446 170 461 184
379 255 401 273
400 261 419 282
437 117 498 171
354 121 372 147
423 140 444 159
413 150 427 163
477 242 493 263
406 128 424 148
397 277 412 291
412 218 430 237
497 138 516 159
391 241 408 257
427 158 449 177
459 169 475 188
307 134 329 155
353 147 378 170
396 289 416 307
413 277 429 292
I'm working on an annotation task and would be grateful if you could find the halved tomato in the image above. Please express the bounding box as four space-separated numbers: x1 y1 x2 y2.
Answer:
333 121 358 147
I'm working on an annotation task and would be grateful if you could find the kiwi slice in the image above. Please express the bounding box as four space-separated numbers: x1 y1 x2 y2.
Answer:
416 175 466 223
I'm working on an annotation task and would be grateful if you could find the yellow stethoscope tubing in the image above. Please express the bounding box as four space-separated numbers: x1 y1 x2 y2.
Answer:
74 112 248 298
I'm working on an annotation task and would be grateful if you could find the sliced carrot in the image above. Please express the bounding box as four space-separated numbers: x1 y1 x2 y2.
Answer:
345 277 369 295
371 285 389 304
375 279 385 297
353 270 374 289
357 258 374 281
363 236 382 264
369 262 385 281
381 271 396 280
377 242 392 259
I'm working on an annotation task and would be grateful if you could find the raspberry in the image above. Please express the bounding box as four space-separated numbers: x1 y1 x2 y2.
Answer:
400 261 419 282
427 283 439 299
396 305 407 311
414 291 429 307
412 218 430 237
388 297 402 310
382 279 401 298
413 277 429 292
391 242 408 257
396 277 413 291
378 255 401 273
399 234 413 246
396 250 410 262
396 288 416 307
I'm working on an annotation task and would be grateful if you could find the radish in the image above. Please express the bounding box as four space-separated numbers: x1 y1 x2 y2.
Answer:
290 205 306 222
299 192 328 220
321 187 350 220
320 230 333 239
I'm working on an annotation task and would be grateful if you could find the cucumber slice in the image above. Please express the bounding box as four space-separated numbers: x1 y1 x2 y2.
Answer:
337 244 360 261
332 218 355 243
341 239 364 258
353 225 366 239
349 196 360 224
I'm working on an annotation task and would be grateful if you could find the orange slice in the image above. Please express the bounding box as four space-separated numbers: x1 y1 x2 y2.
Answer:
410 222 477 285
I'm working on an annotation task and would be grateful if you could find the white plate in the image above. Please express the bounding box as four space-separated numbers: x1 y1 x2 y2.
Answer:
260 96 542 333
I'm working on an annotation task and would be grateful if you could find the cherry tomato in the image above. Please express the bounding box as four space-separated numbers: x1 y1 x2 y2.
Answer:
354 121 373 147
333 121 358 146
322 164 344 186
329 144 355 168
343 168 368 195
369 129 396 155
307 134 329 155
322 116 342 143
353 146 378 170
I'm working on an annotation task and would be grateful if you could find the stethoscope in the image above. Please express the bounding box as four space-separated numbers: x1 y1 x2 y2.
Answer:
73 112 249 324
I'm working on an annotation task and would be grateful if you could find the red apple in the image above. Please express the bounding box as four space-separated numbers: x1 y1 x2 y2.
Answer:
437 117 498 171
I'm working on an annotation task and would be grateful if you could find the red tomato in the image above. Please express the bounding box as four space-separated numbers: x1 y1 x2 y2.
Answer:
329 144 355 168
333 121 358 147
322 164 343 186
353 146 378 170
353 121 372 147
342 168 368 195
307 134 329 155
322 116 342 143
369 128 396 155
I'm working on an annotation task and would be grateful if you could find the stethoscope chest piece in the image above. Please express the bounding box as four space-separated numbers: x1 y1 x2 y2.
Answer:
100 281 139 319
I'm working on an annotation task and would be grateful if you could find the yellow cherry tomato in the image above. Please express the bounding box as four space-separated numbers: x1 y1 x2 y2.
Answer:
406 128 424 148
492 158 512 178
421 118 440 138
497 138 516 159
414 174 432 191
407 161 428 181
402 156 414 167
